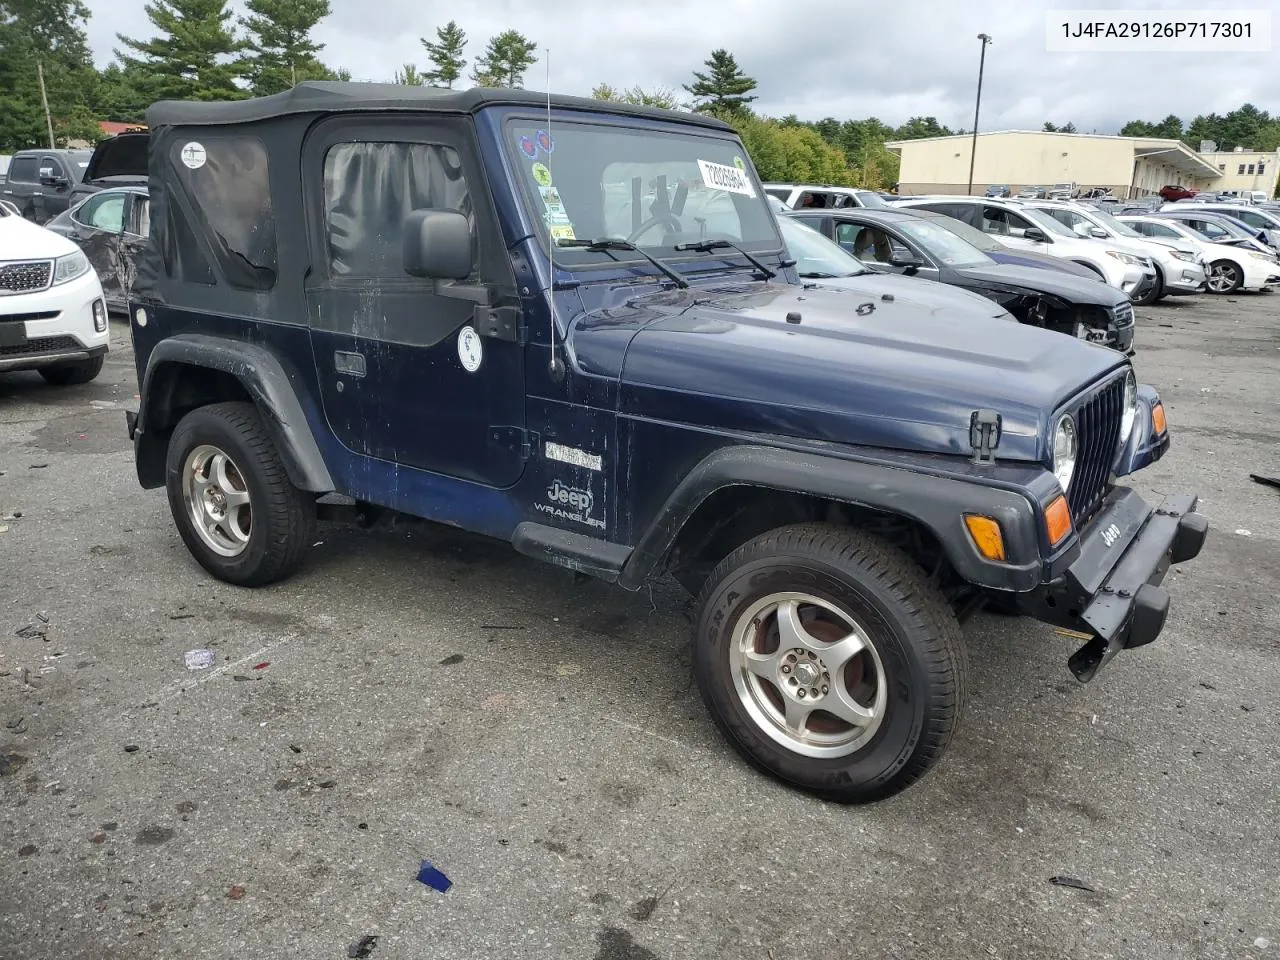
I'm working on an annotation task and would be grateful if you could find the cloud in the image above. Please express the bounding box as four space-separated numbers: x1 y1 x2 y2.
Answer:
83 0 1280 133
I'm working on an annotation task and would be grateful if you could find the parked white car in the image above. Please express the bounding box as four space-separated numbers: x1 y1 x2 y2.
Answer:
764 182 889 210
1027 200 1206 302
0 203 109 384
894 196 1158 302
1118 214 1280 293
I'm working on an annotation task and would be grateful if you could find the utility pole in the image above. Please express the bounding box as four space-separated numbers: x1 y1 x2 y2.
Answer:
967 33 992 195
37 60 55 148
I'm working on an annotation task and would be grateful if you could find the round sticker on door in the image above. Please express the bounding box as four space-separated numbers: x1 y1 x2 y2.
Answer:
180 142 207 170
457 325 483 373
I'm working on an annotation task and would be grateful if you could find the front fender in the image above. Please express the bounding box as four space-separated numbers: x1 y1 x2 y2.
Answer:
617 443 1050 592
134 335 334 492
1114 384 1170 478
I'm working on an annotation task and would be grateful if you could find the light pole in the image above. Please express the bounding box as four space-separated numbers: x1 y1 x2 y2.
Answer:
967 33 992 195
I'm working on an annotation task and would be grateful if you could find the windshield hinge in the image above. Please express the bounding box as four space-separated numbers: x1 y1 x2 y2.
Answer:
490 426 539 461
969 409 1002 464
473 304 523 343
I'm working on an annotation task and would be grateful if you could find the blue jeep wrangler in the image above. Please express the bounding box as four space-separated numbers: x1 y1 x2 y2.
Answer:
125 83 1206 801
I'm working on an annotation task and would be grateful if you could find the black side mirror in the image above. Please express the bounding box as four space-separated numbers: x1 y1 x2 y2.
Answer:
402 209 473 280
1023 227 1048 242
889 250 923 269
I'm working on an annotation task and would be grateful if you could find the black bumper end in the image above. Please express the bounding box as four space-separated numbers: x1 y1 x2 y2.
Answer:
1019 489 1207 683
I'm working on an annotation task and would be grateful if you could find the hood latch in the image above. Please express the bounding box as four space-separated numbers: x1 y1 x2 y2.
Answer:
969 409 1002 464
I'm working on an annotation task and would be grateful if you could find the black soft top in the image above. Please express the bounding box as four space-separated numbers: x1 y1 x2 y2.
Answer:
145 81 733 131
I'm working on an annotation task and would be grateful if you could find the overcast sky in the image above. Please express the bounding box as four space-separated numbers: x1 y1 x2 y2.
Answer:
81 0 1277 132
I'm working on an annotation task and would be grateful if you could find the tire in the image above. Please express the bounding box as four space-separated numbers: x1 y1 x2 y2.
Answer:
692 523 967 803
38 354 104 386
1206 260 1243 294
1137 264 1165 305
165 401 315 587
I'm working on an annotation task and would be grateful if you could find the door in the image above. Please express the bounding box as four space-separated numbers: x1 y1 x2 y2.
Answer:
38 156 74 219
302 117 526 487
834 221 939 280
3 156 39 219
118 192 149 305
65 191 129 302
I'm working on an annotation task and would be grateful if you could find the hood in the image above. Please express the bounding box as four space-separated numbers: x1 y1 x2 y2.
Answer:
575 282 1125 462
83 133 149 183
953 263 1125 307
985 248 1098 279
800 271 1009 318
0 214 78 259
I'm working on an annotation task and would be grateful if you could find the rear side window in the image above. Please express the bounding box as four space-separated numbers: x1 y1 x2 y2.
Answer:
7 156 38 182
74 192 126 232
169 137 276 290
323 141 473 279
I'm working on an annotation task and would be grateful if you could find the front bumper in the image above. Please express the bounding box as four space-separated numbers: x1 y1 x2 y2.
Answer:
0 269 109 372
1161 261 1207 295
1017 487 1207 682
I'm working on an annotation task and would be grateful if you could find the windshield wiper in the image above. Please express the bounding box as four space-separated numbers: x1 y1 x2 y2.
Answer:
673 239 776 279
556 237 689 289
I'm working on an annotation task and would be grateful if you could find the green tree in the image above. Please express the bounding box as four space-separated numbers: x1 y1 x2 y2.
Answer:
709 109 855 186
90 61 155 124
895 116 952 140
591 82 683 110
1154 114 1183 139
394 63 424 85
684 49 757 114
471 30 536 88
116 0 245 102
0 0 100 150
238 0 331 96
421 20 466 88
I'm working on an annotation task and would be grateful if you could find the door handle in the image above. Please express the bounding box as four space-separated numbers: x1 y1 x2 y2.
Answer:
333 351 366 377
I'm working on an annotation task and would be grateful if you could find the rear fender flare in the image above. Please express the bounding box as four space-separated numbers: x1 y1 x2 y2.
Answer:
136 335 334 492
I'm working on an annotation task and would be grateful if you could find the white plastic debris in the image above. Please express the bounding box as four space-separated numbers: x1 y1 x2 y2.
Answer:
1235 529 1253 537
1256 937 1271 950
184 649 216 670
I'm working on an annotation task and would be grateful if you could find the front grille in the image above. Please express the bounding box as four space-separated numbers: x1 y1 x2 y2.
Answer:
0 335 80 358
1065 375 1126 523
0 260 53 295
1111 302 1134 327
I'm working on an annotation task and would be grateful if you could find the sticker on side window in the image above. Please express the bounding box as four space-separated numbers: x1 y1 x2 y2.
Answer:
180 142 206 170
697 159 754 197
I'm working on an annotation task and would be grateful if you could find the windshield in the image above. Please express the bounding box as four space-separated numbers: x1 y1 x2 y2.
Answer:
1020 206 1077 238
854 191 889 209
778 216 868 278
1198 216 1256 239
913 213 1001 251
896 217 994 265
504 117 782 267
1086 206 1143 238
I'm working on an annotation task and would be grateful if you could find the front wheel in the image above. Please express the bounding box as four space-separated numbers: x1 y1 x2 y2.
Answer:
38 355 104 386
165 402 315 586
1206 260 1243 294
693 523 967 803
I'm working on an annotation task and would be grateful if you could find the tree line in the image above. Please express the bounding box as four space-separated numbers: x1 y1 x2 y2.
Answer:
1119 104 1280 152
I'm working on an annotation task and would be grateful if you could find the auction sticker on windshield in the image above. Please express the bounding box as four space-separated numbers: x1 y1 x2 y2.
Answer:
697 159 754 197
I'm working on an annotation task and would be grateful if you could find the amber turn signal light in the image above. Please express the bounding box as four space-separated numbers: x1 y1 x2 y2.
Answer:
1044 495 1072 547
963 514 1006 561
1152 402 1167 435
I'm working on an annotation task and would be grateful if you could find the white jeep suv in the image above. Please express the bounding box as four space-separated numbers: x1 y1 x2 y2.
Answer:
0 202 108 384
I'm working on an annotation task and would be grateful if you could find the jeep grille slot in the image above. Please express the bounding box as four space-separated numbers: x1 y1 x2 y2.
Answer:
1067 375 1125 523
0 260 54 295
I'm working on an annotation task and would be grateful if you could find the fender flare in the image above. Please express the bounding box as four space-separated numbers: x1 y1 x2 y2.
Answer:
617 444 1046 592
135 334 334 492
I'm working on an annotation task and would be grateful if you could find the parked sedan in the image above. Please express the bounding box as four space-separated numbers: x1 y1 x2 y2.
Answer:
1165 202 1280 253
1151 209 1277 258
901 209 1101 280
783 209 1135 350
1120 215 1280 293
44 186 148 311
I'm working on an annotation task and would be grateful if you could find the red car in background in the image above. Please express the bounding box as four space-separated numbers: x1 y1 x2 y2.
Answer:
1159 184 1197 201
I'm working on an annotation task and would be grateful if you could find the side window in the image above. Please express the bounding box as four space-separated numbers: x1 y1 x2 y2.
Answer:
1128 221 1151 237
170 136 276 290
1148 223 1179 239
8 156 38 183
323 141 472 279
39 156 61 180
1038 208 1076 231
835 222 859 250
981 206 1019 235
74 193 126 232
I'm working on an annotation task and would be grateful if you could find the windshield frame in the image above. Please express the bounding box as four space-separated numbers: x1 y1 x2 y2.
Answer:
500 112 785 273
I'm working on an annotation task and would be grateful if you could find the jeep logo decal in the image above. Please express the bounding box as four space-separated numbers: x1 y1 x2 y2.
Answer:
547 480 593 515
1101 523 1122 547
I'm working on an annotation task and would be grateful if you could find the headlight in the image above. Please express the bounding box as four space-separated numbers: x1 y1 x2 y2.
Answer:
1053 414 1078 492
1105 250 1144 266
1171 250 1197 262
52 250 90 285
1119 369 1137 445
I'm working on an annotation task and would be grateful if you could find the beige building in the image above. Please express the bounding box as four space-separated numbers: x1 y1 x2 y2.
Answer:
1198 148 1279 197
885 130 1224 198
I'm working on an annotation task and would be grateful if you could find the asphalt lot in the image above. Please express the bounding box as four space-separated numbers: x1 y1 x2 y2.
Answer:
2 293 1278 960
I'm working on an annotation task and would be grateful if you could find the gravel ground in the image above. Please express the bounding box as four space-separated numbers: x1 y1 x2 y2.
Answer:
1 293 1278 960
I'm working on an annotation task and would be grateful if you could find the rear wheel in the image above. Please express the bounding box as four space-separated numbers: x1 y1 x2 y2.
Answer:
165 402 315 586
1206 260 1243 293
38 355 104 386
693 523 967 803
